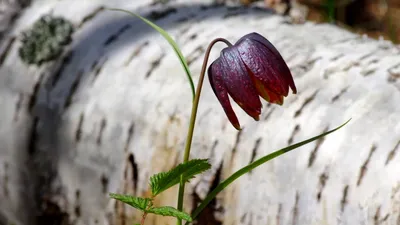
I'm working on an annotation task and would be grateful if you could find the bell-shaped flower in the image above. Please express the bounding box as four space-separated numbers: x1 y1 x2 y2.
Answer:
208 32 297 130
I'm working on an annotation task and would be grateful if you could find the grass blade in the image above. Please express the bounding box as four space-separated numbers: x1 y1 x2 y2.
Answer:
188 119 351 223
108 8 195 101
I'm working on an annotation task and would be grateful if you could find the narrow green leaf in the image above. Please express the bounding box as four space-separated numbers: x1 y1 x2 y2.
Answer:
147 206 192 222
150 159 211 196
108 8 195 101
109 193 151 211
187 119 351 224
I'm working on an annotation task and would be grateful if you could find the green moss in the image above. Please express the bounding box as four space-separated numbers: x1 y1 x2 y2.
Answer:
19 15 74 65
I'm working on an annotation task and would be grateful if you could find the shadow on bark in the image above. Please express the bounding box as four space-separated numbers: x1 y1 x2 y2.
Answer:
4 2 274 225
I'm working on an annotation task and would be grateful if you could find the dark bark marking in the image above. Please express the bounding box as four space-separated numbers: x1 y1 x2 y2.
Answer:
240 213 246 223
197 108 212 124
340 185 349 212
381 214 389 223
291 192 299 225
127 154 138 192
359 52 374 60
147 7 177 20
331 54 344 61
200 4 224 11
78 6 105 28
64 70 83 108
182 32 200 45
188 33 197 40
308 126 329 167
316 170 329 202
307 57 322 66
249 138 262 165
103 24 132 46
191 162 223 225
357 145 377 186
0 36 15 66
74 190 81 217
291 62 315 77
368 59 379 64
211 140 218 152
187 46 205 66
208 140 219 161
91 57 107 83
263 107 274 121
14 93 23 121
96 118 107 145
232 130 243 155
101 174 109 194
288 124 300 145
387 63 400 73
36 199 69 225
52 51 74 87
91 59 99 70
385 140 400 165
124 122 135 152
114 199 126 225
28 117 39 155
223 10 244 19
75 113 84 142
362 69 376 76
374 206 380 225
124 41 149 66
241 212 253 225
3 163 8 197
145 53 165 78
388 72 400 83
331 86 349 102
294 90 318 118
223 7 246 19
387 63 400 83
176 16 189 23
178 26 191 37
28 73 45 113
276 203 282 225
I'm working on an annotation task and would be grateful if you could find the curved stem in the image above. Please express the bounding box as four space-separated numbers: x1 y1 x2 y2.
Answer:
177 38 232 225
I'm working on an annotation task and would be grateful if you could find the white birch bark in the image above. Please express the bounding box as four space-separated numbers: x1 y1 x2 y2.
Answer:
0 0 400 225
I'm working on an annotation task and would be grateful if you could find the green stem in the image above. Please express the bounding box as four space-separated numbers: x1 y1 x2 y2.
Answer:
176 38 233 225
141 197 154 225
186 119 351 224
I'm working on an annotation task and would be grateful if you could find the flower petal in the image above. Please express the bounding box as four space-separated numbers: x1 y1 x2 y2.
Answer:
208 59 241 130
265 88 284 105
249 33 296 94
248 74 285 105
220 47 262 121
237 39 287 96
237 32 297 95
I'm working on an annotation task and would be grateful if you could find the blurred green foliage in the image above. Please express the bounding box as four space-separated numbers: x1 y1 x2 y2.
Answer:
19 15 74 65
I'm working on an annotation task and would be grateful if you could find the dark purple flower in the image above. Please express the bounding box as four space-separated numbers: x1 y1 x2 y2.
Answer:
208 32 297 130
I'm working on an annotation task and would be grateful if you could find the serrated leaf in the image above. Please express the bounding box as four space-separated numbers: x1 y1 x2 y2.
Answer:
147 206 192 222
108 8 195 101
150 159 211 196
109 193 151 211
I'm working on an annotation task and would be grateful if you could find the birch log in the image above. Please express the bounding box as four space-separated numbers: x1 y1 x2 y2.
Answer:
1 1 400 225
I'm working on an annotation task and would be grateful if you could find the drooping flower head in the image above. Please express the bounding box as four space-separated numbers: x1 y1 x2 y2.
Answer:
208 32 297 130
